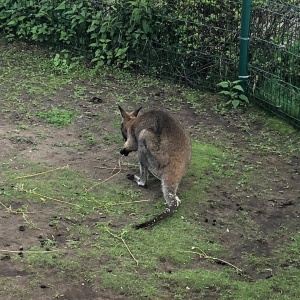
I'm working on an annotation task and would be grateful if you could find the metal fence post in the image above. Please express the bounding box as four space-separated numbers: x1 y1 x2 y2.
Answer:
238 0 252 94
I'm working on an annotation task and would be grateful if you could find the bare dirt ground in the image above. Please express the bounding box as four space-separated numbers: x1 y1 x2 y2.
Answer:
1 40 300 299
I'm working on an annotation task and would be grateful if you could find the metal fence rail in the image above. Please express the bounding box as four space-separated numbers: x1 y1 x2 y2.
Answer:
0 0 299 126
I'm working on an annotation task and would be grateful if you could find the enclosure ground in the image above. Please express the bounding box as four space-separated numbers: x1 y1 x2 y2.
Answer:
0 39 300 300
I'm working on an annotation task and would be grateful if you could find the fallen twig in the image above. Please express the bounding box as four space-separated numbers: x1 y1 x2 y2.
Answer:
0 201 42 230
0 249 59 254
0 202 42 214
106 228 138 266
86 156 123 192
15 184 78 207
22 213 42 230
181 247 242 273
15 165 69 180
109 199 150 206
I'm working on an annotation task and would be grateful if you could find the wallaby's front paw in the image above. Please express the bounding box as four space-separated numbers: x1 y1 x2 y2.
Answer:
120 148 129 156
126 174 135 180
126 174 147 188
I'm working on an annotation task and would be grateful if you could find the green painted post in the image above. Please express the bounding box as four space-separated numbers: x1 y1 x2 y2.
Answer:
238 0 252 94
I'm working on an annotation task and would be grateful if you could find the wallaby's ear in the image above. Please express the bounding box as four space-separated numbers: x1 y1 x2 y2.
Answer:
118 105 130 121
132 107 143 117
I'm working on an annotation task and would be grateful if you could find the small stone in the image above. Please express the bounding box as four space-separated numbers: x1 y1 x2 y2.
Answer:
19 225 25 231
40 284 48 289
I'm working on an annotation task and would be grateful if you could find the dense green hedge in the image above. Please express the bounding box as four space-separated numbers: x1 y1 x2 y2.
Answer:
0 0 241 85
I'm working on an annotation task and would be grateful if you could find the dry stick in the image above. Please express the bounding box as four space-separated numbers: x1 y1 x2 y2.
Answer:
86 156 124 193
93 166 129 171
106 228 139 266
15 165 69 180
93 162 138 171
0 201 42 230
109 199 150 206
0 201 42 214
0 249 59 254
22 213 42 230
182 247 242 273
16 186 78 207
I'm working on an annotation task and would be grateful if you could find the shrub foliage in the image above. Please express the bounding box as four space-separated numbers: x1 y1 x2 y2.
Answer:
0 0 241 85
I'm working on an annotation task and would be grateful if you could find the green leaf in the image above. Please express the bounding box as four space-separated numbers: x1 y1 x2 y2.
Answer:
239 94 249 103
89 43 99 47
115 47 128 57
232 100 240 109
55 1 66 11
218 91 231 96
232 80 242 85
233 85 244 92
217 81 229 88
142 20 150 33
7 20 17 26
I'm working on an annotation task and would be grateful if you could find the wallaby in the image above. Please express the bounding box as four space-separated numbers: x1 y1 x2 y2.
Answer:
118 105 191 229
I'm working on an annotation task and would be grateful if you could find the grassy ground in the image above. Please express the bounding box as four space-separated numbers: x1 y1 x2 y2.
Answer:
0 38 300 300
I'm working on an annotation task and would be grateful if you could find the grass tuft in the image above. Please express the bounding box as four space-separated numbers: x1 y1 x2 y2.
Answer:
36 107 78 127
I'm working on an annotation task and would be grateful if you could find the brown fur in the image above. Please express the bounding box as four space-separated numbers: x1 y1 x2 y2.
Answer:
118 106 191 228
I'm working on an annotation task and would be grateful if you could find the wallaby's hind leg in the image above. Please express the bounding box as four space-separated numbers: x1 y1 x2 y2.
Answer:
162 180 181 208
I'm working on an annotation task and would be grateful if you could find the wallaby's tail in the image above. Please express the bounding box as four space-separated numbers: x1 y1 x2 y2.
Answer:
134 206 178 229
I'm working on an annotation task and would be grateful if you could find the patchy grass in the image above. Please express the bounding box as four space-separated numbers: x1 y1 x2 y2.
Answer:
36 108 78 127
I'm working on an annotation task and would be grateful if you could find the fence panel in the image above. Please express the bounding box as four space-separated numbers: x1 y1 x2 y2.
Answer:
125 0 241 89
249 0 300 125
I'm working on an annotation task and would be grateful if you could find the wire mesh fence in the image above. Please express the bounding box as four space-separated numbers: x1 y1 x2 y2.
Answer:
249 0 300 126
126 0 241 89
0 0 299 126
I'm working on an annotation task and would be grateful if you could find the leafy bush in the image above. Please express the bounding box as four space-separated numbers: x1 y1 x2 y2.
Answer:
217 80 249 109
0 0 241 84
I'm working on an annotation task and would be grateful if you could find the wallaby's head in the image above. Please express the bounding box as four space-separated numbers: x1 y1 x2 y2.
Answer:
118 106 142 141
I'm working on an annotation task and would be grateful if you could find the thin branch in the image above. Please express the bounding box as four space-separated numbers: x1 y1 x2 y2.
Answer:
109 199 150 206
181 247 242 273
86 156 123 192
0 249 60 253
22 214 42 230
15 165 69 180
106 228 139 266
0 201 42 230
15 185 78 207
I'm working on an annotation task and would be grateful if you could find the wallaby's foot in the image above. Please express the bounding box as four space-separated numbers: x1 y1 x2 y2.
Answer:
126 174 135 181
126 174 147 188
120 148 130 156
